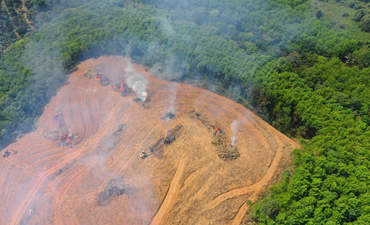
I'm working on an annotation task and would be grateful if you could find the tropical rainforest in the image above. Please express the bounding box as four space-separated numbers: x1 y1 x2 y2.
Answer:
0 0 369 224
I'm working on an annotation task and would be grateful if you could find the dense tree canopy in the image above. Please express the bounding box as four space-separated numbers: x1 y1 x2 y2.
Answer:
0 0 369 224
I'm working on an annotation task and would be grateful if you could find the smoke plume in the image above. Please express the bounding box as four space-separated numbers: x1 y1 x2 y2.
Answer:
231 120 238 147
124 61 149 102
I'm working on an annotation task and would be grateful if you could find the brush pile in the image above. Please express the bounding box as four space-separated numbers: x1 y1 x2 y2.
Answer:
97 178 126 206
190 111 240 161
212 129 240 161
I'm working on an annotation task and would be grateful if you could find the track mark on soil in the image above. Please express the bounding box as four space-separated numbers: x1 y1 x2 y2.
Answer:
151 158 186 225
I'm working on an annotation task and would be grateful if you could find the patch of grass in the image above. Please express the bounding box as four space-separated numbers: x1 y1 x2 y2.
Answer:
309 0 370 41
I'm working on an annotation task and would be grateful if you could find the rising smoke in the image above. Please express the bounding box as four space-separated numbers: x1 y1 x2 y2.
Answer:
231 120 238 147
124 61 149 102
0 0 322 223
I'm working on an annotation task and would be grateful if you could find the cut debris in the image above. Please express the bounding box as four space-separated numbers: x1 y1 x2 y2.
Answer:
97 178 126 206
190 111 240 161
164 125 183 145
43 130 60 141
83 68 97 79
189 110 215 130
212 129 240 161
150 137 165 154
161 112 175 121
2 150 11 158
141 125 183 159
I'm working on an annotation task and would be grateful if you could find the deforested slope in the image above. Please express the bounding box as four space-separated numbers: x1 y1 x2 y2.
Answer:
0 56 298 225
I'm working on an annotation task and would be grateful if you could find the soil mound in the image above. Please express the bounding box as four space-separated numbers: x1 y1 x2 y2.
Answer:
0 56 299 225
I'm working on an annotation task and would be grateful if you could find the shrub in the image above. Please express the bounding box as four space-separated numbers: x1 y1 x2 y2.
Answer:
359 15 370 32
316 10 323 19
353 10 365 22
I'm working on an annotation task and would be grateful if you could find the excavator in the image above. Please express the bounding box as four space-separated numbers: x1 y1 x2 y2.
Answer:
54 112 80 147
112 79 130 96
96 72 110 86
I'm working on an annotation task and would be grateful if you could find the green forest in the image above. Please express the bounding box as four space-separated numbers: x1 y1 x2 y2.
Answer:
0 0 369 224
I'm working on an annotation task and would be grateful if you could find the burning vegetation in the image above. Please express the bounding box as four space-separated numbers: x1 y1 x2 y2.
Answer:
212 128 240 161
190 111 240 161
43 111 82 147
140 124 183 159
0 56 299 225
85 61 151 108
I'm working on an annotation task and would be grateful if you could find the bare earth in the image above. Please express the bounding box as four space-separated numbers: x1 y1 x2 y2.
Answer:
0 56 299 225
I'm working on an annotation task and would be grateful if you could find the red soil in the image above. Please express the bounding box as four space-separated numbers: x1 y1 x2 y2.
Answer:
0 56 299 225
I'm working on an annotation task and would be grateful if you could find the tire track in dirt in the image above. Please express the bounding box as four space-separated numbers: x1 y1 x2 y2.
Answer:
6 71 119 225
231 149 290 225
0 56 298 225
150 158 186 225
52 76 162 225
213 142 281 203
8 150 88 225
202 120 294 223
53 93 127 218
54 167 88 225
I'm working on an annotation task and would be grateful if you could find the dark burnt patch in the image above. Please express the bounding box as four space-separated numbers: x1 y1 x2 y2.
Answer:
97 178 126 206
161 112 175 121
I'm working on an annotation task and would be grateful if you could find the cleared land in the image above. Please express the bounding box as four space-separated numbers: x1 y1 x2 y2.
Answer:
0 56 299 225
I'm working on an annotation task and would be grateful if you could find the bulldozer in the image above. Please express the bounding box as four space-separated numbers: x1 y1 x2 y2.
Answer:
139 151 148 159
96 73 110 86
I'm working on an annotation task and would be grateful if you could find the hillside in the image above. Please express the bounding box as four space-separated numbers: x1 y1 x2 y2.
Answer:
0 56 298 225
0 0 369 224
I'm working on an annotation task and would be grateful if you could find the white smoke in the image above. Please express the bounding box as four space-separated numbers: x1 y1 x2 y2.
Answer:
231 120 238 147
125 61 148 102
167 84 178 114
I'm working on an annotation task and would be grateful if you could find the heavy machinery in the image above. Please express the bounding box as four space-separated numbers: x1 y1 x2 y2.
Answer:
54 112 81 147
112 80 130 96
96 73 110 86
139 151 148 159
120 80 130 97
